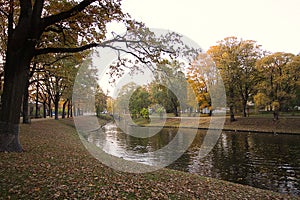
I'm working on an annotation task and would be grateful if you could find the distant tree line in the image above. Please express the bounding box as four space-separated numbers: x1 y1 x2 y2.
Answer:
114 37 300 121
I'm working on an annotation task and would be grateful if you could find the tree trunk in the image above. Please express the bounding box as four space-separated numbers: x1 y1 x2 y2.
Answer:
67 101 71 118
229 87 236 122
70 102 73 117
43 101 47 118
22 79 30 124
273 110 279 120
35 80 39 118
62 100 68 119
48 96 52 118
174 107 179 117
0 50 32 152
171 99 179 117
242 100 247 117
54 94 60 120
209 109 212 116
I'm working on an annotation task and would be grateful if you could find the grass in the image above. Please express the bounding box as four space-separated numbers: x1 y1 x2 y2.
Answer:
0 118 299 199
133 114 300 134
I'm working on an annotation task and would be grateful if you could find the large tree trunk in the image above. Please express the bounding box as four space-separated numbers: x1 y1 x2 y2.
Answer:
35 78 39 118
70 102 73 117
0 51 32 152
0 0 45 151
48 96 52 118
0 0 96 151
54 94 60 120
43 101 47 118
22 79 30 124
67 100 71 118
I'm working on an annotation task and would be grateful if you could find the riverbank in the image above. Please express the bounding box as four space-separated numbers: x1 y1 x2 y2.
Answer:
0 119 298 199
136 115 300 134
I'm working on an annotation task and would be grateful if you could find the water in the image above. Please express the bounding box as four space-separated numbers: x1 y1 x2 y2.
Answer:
86 122 300 195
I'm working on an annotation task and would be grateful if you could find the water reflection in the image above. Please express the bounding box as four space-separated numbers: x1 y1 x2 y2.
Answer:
87 122 300 195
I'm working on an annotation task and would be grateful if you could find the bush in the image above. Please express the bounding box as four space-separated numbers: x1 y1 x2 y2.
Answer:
140 108 149 119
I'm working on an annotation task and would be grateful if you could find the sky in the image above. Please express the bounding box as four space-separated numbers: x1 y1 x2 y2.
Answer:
120 0 300 54
96 0 300 96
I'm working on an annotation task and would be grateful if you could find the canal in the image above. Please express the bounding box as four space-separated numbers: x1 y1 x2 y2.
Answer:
87 122 300 195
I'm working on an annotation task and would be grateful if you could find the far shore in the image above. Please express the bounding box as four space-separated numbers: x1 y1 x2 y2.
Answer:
128 115 300 135
37 114 300 135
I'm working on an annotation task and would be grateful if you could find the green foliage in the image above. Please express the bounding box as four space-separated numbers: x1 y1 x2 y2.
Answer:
272 101 280 111
208 37 263 118
128 86 151 119
254 92 270 110
97 113 113 121
150 61 187 116
95 85 107 117
256 53 300 111
73 55 99 115
115 82 138 115
140 108 149 119
187 54 212 111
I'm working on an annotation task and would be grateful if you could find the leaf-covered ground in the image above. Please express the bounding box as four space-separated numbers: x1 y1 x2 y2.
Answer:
0 119 299 199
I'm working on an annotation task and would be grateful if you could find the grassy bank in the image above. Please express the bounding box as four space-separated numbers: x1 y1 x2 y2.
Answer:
135 115 300 134
0 119 298 199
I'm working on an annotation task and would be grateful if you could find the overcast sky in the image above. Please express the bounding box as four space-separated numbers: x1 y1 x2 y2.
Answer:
97 0 299 96
121 0 300 54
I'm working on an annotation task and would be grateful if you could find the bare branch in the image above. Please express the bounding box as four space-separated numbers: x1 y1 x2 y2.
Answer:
0 8 9 17
43 55 73 67
44 25 63 34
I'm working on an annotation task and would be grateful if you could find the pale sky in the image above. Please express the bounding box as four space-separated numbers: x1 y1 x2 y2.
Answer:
96 0 300 96
120 0 300 54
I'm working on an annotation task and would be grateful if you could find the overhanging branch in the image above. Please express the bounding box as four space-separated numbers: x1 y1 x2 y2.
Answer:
42 0 96 28
34 43 99 55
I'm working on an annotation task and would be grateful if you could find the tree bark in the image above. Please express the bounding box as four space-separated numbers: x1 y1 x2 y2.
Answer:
43 101 47 118
35 79 39 118
273 110 279 120
171 98 179 117
229 87 236 122
0 49 32 152
70 102 73 117
22 79 30 124
62 100 68 119
54 93 60 120
242 100 247 117
0 0 43 151
67 100 71 118
48 96 52 118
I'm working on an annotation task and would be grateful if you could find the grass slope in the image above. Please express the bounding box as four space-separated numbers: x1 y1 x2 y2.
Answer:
138 116 300 134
